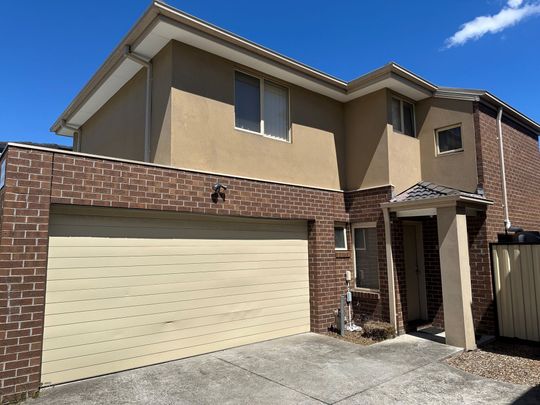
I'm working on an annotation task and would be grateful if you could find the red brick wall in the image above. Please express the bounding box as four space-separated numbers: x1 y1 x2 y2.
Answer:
345 188 393 327
422 217 444 329
474 102 540 239
0 149 52 403
0 145 393 402
473 102 540 335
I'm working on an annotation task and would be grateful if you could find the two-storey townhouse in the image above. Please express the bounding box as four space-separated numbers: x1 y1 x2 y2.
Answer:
1 1 539 402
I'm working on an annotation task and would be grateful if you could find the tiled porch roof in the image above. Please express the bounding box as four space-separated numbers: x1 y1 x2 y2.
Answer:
391 182 486 203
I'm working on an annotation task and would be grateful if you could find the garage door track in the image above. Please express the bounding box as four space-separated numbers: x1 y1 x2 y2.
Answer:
30 333 538 404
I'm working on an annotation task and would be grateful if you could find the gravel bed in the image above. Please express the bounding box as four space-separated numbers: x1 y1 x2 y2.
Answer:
446 339 540 386
321 330 376 346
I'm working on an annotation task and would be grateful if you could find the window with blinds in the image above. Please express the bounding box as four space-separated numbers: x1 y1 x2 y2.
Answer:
234 71 290 141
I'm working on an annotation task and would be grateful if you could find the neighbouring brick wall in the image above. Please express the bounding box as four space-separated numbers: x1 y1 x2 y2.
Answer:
474 102 540 240
0 149 52 403
0 145 393 403
473 102 540 335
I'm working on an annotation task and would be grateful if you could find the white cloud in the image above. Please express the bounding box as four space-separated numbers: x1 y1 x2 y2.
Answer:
507 0 524 8
445 1 540 48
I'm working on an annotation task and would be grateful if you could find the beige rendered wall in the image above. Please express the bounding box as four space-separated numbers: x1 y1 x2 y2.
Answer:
386 92 422 194
416 98 478 192
387 128 422 195
170 41 345 190
80 43 173 164
344 89 390 191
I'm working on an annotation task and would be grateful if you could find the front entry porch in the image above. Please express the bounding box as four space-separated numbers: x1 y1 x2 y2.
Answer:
382 182 492 350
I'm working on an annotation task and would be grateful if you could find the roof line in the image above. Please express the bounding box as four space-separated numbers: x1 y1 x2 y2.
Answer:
435 88 540 132
50 1 539 135
154 1 347 87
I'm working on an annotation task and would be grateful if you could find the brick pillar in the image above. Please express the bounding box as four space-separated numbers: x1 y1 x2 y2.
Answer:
0 148 53 403
307 219 339 332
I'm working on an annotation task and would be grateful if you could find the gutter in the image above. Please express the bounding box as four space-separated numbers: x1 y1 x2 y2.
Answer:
497 107 511 231
124 45 152 163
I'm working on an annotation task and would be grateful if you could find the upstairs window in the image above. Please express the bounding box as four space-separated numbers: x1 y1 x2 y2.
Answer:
234 71 290 141
436 125 463 154
391 97 415 137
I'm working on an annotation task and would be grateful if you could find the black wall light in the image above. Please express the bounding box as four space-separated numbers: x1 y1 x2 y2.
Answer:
212 183 227 203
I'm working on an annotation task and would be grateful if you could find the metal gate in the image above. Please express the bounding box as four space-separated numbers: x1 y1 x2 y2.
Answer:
491 243 540 342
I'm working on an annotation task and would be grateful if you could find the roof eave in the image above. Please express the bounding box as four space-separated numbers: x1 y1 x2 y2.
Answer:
381 195 493 210
435 88 540 133
50 2 162 134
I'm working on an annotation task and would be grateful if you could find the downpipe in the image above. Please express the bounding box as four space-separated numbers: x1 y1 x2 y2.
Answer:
61 119 81 152
496 107 511 231
125 45 152 163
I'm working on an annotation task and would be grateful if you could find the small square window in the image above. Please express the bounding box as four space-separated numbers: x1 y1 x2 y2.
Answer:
334 226 347 250
436 125 463 154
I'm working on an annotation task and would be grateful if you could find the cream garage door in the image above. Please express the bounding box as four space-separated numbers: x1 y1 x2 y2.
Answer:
43 210 310 385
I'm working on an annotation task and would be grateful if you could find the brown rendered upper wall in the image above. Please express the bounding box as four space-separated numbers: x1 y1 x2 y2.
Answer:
170 41 346 190
416 98 478 192
80 43 174 164
76 37 513 196
344 89 390 191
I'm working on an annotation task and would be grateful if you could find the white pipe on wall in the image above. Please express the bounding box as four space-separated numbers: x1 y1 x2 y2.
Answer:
496 107 511 230
61 120 81 152
124 45 152 163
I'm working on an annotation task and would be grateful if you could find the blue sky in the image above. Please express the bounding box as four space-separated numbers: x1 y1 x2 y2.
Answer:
1 0 539 147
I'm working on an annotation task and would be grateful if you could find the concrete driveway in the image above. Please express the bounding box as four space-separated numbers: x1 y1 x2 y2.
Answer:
30 333 538 405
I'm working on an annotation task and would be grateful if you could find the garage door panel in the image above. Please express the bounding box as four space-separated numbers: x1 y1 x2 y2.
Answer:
45 272 308 293
44 291 309 327
41 325 309 386
49 219 306 240
43 212 310 385
47 259 309 280
45 279 308 303
43 320 310 374
49 242 308 258
47 252 308 270
43 302 310 345
43 312 310 362
43 306 310 349
45 267 308 291
46 284 309 314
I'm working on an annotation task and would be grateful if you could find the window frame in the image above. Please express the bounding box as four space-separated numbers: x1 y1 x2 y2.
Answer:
391 96 416 138
351 222 379 292
334 225 348 251
234 70 291 143
435 123 464 155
